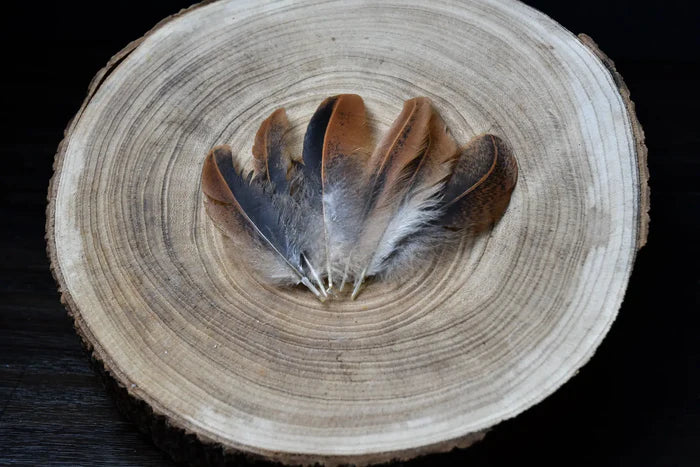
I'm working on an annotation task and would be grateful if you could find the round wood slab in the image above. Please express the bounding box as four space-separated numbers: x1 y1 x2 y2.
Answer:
47 0 648 464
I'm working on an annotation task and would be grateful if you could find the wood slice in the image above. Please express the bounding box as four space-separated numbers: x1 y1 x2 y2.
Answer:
46 0 648 465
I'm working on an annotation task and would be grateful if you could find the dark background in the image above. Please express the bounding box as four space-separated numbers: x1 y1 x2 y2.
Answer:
1 1 698 465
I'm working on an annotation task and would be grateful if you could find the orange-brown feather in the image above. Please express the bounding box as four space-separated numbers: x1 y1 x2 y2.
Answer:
201 145 249 241
201 145 236 205
409 106 459 191
321 94 372 176
368 97 432 203
201 144 310 286
251 108 291 186
442 134 518 231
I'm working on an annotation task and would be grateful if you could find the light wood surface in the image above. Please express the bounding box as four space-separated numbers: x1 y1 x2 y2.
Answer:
47 0 648 464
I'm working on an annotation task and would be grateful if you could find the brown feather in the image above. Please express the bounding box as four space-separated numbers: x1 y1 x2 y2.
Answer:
201 99 518 301
348 98 452 297
367 97 433 204
201 146 255 258
409 106 459 193
319 94 373 288
201 145 237 206
251 108 292 189
201 145 316 290
442 134 518 231
321 94 372 174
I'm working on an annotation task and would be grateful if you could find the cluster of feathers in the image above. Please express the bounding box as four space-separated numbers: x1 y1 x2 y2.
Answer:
201 94 518 301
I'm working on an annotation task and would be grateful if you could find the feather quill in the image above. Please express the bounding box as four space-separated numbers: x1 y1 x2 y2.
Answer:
251 107 328 295
297 96 336 292
319 95 372 289
357 106 459 288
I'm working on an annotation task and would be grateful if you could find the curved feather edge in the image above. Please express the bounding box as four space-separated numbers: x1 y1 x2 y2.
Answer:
201 105 518 301
363 107 459 277
441 134 518 231
252 108 293 192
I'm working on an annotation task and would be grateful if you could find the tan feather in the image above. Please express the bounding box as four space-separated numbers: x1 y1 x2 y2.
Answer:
322 94 372 172
361 107 460 281
367 97 432 205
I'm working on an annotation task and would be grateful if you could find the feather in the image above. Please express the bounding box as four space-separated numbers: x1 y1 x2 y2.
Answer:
360 106 459 281
342 97 435 297
201 145 324 299
293 96 337 291
251 107 330 297
249 107 329 295
441 134 518 231
375 134 518 282
319 94 372 289
301 96 337 192
298 95 372 292
251 108 293 191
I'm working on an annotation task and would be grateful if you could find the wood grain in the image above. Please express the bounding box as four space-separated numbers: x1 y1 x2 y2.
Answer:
46 0 648 465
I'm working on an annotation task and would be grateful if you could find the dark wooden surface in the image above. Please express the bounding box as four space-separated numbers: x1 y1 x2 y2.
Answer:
1 1 698 465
